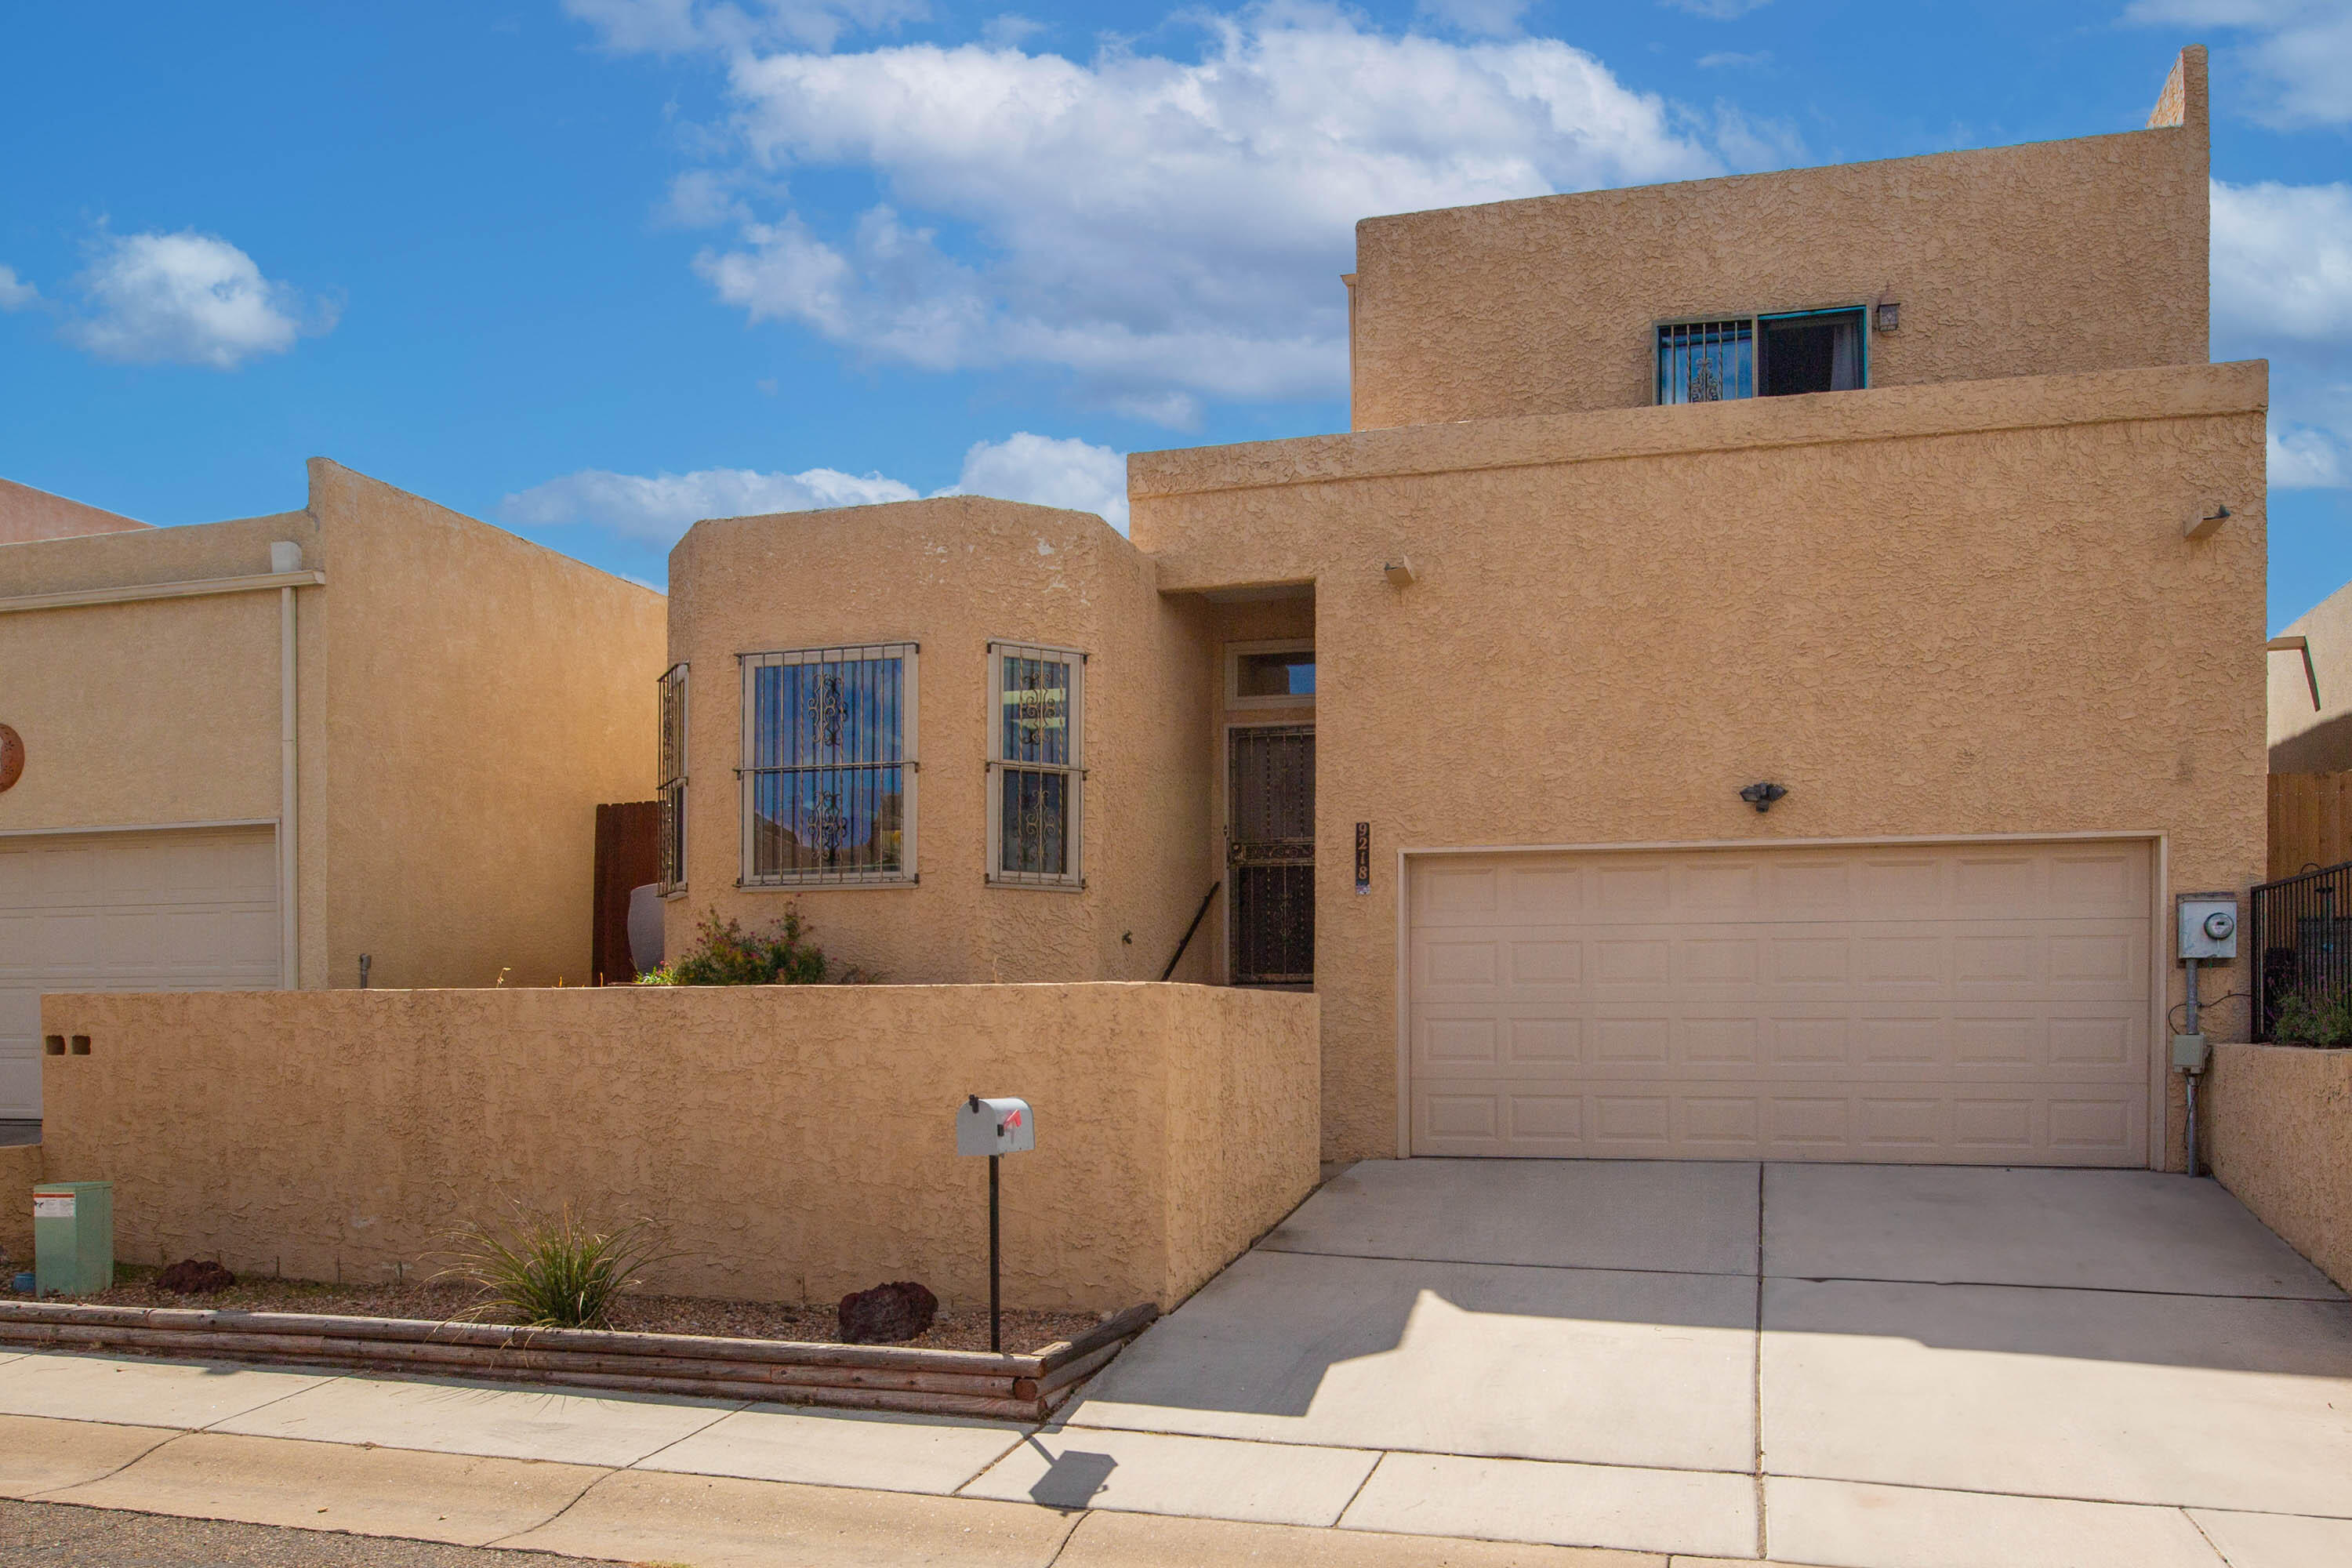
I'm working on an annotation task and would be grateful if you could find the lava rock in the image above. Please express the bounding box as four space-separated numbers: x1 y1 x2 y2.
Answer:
155 1258 237 1295
837 1279 938 1345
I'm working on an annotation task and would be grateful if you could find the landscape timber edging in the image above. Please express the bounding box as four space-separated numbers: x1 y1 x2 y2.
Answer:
0 1299 1158 1423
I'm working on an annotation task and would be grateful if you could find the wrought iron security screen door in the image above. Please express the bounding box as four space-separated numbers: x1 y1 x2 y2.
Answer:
1229 725 1314 985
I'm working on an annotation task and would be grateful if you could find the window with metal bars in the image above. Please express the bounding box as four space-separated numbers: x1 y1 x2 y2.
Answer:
739 644 917 886
987 642 1084 888
658 663 688 893
1657 308 1867 405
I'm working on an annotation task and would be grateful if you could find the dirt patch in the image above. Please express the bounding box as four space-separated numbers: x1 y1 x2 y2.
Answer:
53 1266 1105 1355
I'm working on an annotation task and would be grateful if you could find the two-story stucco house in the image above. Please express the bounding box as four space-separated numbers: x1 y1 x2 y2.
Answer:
661 46 2264 1174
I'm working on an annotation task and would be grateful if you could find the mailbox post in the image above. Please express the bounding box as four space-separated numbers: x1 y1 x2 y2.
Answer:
956 1094 1035 1352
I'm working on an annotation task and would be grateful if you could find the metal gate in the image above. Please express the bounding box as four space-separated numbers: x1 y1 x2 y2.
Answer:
2251 859 2352 1040
1229 725 1314 985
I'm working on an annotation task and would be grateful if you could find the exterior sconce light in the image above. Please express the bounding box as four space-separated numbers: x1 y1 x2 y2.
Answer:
1739 782 1788 813
2185 503 2230 542
1384 558 1416 588
1874 303 1900 332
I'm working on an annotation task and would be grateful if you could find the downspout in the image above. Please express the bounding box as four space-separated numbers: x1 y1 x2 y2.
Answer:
272 541 303 989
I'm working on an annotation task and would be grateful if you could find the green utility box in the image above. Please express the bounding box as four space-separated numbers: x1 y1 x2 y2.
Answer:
33 1181 113 1297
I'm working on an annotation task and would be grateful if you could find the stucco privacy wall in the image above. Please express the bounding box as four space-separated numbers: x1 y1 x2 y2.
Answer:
666 497 1218 986
1134 360 2268 1165
2268 579 2352 773
0 1144 34 1264
1348 49 2208 430
310 462 666 989
2206 1043 2352 1290
38 984 1319 1312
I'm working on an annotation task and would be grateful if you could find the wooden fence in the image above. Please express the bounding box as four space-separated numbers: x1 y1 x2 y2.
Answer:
2270 772 2352 880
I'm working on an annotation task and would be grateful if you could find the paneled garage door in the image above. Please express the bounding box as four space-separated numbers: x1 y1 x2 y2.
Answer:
1408 840 2154 1165
0 827 279 1119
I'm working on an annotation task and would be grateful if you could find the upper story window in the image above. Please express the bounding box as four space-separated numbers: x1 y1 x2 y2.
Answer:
739 644 917 887
988 642 1084 888
1658 308 1866 405
658 662 688 893
1229 640 1316 710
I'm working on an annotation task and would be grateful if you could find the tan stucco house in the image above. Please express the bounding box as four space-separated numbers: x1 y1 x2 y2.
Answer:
0 459 666 1122
2267 583 2348 774
661 46 2260 1174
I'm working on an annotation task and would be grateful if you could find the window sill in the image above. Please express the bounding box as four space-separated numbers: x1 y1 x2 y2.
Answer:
738 875 919 891
985 875 1086 893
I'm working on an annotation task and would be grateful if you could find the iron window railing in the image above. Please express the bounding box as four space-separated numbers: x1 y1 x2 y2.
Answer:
738 644 918 886
1657 318 1753 405
2251 859 2352 1040
987 641 1085 888
1657 307 1870 405
657 662 688 893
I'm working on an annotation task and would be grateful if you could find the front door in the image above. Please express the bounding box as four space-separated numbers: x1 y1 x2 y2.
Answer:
1229 725 1314 985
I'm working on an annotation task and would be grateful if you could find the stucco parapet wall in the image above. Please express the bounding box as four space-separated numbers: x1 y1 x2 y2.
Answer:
1133 361 2263 568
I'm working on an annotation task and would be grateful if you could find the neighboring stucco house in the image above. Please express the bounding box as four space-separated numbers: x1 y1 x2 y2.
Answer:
2267 583 2347 773
0 459 666 1121
0 477 150 546
663 46 2260 1173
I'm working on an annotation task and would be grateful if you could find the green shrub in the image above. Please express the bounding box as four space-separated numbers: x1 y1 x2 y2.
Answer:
635 906 865 986
439 1204 670 1330
2270 987 2352 1048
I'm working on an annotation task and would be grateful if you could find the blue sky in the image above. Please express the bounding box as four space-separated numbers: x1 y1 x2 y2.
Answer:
2 1 2346 626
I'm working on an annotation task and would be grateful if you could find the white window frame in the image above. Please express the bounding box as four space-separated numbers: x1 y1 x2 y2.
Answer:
1226 638 1316 711
658 662 688 895
737 643 919 888
986 640 1086 891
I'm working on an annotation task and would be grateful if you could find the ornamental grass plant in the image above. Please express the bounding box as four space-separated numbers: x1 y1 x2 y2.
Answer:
438 1204 672 1330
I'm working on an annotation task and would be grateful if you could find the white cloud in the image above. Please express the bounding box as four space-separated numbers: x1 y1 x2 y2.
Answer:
2125 1 2352 127
0 267 37 311
65 230 329 369
563 0 928 53
943 432 1129 531
1697 49 1769 69
506 430 1131 544
2212 179 2352 345
1663 0 1771 17
1415 0 1534 38
2211 179 2352 490
2270 425 2348 489
503 465 919 543
589 9 1726 423
979 13 1044 47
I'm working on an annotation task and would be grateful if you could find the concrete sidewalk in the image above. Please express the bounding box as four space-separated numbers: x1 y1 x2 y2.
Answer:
0 1390 1783 1567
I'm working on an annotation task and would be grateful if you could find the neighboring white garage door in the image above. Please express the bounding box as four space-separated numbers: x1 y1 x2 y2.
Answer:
0 827 278 1118
1408 840 2154 1165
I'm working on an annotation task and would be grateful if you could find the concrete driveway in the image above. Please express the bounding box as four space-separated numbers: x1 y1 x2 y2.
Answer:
1044 1160 2352 1566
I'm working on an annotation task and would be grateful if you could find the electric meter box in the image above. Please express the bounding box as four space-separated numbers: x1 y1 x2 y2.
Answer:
33 1181 113 1297
2177 896 2240 961
957 1097 1036 1156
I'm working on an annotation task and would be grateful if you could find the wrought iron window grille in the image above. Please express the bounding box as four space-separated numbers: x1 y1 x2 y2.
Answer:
657 663 688 893
987 641 1086 890
736 643 919 887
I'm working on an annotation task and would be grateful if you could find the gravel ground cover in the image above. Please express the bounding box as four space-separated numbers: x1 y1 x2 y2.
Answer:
40 1265 1104 1353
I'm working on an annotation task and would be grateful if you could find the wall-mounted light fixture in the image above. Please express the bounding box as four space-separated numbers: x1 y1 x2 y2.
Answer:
1874 302 1900 332
1384 558 1416 588
1739 782 1788 813
2185 503 2231 542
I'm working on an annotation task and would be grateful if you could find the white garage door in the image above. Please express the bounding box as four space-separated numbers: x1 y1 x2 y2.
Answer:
0 827 279 1118
1408 840 2154 1165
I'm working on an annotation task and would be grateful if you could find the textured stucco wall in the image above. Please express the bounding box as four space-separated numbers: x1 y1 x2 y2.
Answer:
38 983 1319 1311
0 515 308 836
1134 359 2269 1166
0 1143 35 1265
311 462 668 990
0 477 149 546
2208 1043 2352 1290
2267 580 2352 773
1349 49 2208 430
665 497 1217 987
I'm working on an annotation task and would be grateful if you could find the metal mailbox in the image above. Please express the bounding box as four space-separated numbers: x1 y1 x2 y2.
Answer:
957 1096 1035 1156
